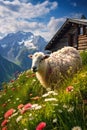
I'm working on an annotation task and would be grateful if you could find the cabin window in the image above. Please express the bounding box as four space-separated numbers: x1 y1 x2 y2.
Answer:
79 26 86 35
80 27 83 35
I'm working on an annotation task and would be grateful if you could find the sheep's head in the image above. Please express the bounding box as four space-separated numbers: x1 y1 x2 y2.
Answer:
29 52 50 72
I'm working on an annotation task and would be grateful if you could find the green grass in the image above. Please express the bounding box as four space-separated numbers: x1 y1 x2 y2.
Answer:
0 51 87 130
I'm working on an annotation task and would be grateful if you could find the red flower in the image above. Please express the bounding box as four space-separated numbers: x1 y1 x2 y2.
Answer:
23 103 32 110
1 119 8 127
36 122 46 130
10 80 14 83
4 108 14 119
66 86 74 92
18 104 24 109
2 126 7 130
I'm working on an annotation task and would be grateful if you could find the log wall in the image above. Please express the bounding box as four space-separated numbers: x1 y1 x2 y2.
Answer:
78 35 87 50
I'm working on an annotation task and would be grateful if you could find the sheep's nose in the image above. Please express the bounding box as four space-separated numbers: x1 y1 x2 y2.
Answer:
32 66 37 72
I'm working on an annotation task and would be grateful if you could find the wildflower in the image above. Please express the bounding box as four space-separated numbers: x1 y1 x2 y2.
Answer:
48 91 58 95
66 86 74 92
72 126 82 130
4 108 15 119
31 96 40 100
23 103 32 110
7 99 11 102
42 93 49 97
34 105 42 110
31 104 38 109
18 104 24 109
36 122 46 130
11 87 15 91
63 104 68 109
10 79 14 83
83 99 87 104
10 112 19 118
2 103 7 107
1 119 8 127
67 106 74 112
16 98 20 101
2 126 7 130
45 98 58 102
31 73 36 77
20 109 26 114
53 118 57 123
16 115 23 123
58 109 63 113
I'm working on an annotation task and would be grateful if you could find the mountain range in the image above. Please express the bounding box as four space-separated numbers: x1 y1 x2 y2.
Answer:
0 54 22 87
0 31 47 70
0 31 47 84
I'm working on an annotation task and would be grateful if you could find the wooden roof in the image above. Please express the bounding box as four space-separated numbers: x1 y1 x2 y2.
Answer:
45 18 87 50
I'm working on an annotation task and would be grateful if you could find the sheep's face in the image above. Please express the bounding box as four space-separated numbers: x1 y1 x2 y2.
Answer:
29 52 49 72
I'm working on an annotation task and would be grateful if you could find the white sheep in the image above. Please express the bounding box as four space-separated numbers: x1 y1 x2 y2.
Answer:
29 46 82 89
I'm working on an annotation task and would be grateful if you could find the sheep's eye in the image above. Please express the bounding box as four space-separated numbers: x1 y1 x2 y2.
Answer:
40 58 43 62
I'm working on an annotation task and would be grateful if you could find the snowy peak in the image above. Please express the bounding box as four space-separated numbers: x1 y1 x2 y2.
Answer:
0 31 47 70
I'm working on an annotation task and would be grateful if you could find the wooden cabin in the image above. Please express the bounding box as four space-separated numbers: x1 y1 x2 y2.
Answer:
45 18 87 52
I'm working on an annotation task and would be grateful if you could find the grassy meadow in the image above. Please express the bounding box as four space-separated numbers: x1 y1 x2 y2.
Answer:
0 51 87 130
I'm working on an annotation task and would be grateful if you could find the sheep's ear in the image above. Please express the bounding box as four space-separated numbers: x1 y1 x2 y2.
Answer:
42 54 50 60
28 54 33 59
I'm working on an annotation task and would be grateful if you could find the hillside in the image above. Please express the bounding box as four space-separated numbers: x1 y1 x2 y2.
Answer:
0 51 87 130
0 54 22 86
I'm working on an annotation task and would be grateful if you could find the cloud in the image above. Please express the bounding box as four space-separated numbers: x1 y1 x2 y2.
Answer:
0 0 61 40
71 2 77 7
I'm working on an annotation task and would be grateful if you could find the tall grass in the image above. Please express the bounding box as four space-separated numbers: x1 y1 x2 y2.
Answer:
0 51 87 130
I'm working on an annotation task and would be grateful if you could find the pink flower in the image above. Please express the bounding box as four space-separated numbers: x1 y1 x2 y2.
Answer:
10 80 14 83
4 108 14 119
23 103 32 110
66 86 74 92
20 109 26 114
2 126 7 130
18 104 24 109
11 87 16 91
1 119 8 127
31 96 40 100
2 103 7 107
20 103 32 114
36 122 46 130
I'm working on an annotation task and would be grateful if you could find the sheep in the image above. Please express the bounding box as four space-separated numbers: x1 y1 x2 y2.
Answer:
29 46 82 90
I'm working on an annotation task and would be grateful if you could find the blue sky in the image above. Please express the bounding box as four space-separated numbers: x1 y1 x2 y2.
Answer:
0 0 87 41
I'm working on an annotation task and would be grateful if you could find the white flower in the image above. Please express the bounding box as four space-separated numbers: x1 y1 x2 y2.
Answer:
58 109 63 113
8 99 11 102
16 98 20 101
48 91 58 95
24 129 28 130
63 104 68 109
52 104 58 106
11 112 19 118
16 116 23 123
53 118 57 123
42 93 49 97
0 95 2 98
72 126 82 130
34 105 42 110
45 98 58 102
31 104 38 109
67 106 74 112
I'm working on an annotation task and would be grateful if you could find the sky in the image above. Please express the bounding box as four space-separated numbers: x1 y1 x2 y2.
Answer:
0 0 87 41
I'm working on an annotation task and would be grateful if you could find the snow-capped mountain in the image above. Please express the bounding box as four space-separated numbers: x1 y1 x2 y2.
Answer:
0 31 47 70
